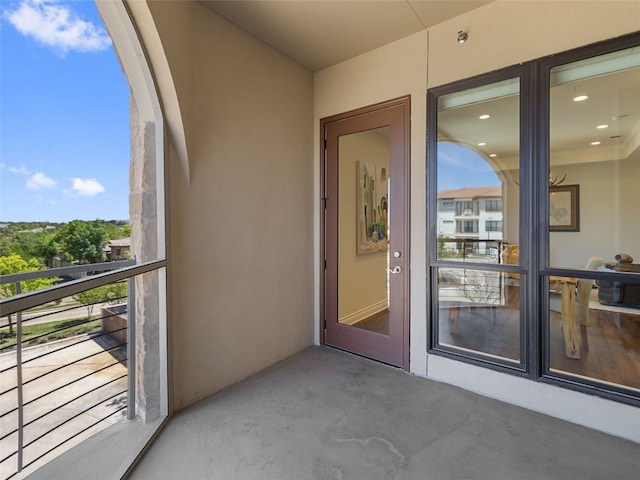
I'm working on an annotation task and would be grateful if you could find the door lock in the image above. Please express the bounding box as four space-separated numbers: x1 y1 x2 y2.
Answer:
387 266 402 274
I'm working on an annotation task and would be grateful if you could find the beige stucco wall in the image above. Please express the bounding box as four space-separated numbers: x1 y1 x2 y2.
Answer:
314 1 640 440
144 1 314 410
427 0 640 88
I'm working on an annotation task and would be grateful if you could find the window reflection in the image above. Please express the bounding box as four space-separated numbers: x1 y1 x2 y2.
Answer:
547 274 640 391
436 77 520 265
437 268 521 361
547 46 640 391
435 77 522 362
549 46 640 272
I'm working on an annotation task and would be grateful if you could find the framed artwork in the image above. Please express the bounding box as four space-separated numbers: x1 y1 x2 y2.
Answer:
550 184 579 232
356 160 388 254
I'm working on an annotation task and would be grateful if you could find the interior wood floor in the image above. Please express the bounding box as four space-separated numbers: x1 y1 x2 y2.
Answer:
438 288 640 391
348 288 639 391
351 309 389 334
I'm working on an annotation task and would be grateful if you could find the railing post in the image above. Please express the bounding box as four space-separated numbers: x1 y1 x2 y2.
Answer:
127 276 136 420
16 281 24 473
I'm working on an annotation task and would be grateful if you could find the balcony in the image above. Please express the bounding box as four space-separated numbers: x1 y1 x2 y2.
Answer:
23 346 640 480
1 260 163 480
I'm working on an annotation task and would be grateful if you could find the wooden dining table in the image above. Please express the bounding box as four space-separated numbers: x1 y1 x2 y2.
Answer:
549 276 581 359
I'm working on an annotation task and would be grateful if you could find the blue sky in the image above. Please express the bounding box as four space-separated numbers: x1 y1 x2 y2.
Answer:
437 142 500 191
1 0 129 223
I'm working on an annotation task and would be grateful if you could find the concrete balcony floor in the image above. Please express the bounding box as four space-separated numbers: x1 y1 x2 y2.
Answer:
31 346 640 480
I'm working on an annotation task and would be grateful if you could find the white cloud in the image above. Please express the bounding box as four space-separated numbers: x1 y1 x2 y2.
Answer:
71 177 105 196
8 164 31 175
3 0 111 54
26 172 57 190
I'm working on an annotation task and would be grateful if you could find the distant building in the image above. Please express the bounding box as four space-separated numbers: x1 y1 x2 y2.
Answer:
437 186 503 255
104 237 131 261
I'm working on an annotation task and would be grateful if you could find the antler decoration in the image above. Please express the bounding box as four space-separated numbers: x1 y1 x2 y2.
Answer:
514 170 567 187
549 171 567 187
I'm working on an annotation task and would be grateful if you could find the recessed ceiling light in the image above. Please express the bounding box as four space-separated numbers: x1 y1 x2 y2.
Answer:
478 142 487 146
489 154 497 157
573 95 588 102
597 124 609 129
479 114 490 120
590 141 601 146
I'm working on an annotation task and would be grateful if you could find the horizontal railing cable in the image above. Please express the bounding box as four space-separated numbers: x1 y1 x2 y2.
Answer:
21 403 128 474
0 343 125 395
24 374 127 429
0 358 126 421
0 309 128 356
0 373 126 442
0 330 126 376
0 389 126 465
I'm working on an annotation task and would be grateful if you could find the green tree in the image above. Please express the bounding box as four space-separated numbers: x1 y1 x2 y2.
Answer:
0 254 56 335
0 254 55 297
55 220 108 264
74 282 127 317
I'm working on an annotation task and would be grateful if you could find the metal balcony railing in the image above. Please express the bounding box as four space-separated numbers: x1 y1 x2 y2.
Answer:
0 260 142 479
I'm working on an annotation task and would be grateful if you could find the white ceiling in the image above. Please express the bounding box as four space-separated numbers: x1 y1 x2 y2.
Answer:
202 0 492 71
201 1 639 166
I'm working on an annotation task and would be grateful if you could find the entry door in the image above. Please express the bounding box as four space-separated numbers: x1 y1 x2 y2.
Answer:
322 97 409 368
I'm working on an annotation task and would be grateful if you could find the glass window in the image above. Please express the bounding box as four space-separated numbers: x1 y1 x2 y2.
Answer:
546 45 640 393
549 46 640 272
433 75 522 363
429 33 640 403
436 268 521 362
485 199 502 212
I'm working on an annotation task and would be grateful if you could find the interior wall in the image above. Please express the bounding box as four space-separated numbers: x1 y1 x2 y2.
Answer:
144 1 314 410
550 157 640 268
338 131 389 321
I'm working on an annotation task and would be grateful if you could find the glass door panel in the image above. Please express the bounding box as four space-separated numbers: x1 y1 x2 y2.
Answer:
338 127 390 334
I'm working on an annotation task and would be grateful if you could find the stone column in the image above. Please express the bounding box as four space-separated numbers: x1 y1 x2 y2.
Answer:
129 94 161 422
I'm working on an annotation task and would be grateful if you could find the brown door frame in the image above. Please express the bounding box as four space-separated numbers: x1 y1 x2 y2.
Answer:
320 96 410 369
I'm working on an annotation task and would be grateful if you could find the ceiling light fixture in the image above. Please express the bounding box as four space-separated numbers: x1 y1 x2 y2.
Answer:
479 114 490 120
489 154 497 158
573 95 588 102
457 31 468 44
591 141 601 145
478 142 487 146
597 124 609 129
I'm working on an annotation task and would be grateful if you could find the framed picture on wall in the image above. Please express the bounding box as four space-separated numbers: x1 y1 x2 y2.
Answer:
550 184 579 232
356 160 389 254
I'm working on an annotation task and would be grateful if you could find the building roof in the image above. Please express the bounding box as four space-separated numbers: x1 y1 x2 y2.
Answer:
437 186 501 200
108 237 131 247
104 237 131 252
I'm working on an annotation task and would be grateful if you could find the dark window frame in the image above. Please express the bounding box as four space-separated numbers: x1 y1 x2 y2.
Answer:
427 32 640 407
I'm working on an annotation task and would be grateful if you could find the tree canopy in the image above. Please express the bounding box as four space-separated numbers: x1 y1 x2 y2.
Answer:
55 220 109 264
0 220 129 266
0 254 56 297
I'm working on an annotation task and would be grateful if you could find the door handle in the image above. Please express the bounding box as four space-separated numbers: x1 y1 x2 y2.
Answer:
387 266 402 274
